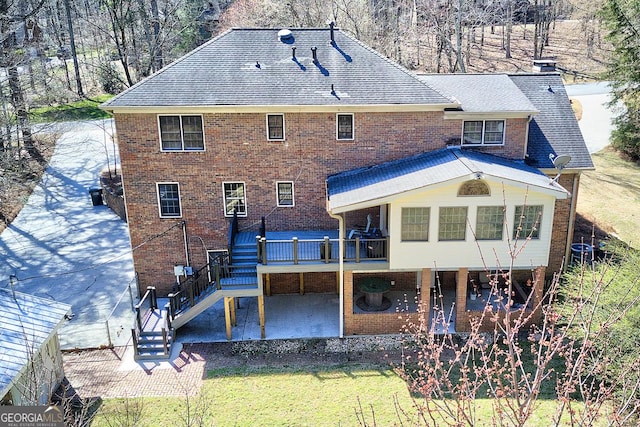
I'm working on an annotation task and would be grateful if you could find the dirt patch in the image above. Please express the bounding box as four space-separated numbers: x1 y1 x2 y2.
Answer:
0 135 57 233
460 20 610 77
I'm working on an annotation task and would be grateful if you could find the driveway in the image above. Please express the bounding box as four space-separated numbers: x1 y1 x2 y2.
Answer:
566 82 615 154
0 119 135 350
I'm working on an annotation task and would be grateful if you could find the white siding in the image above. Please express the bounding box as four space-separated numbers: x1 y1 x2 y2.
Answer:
388 178 556 271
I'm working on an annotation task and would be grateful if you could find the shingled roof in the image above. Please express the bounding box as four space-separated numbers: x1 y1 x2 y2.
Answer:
102 28 457 109
419 74 538 114
509 74 594 170
1 289 71 398
419 73 592 170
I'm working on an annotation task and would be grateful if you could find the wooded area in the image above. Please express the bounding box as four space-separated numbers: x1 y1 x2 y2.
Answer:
0 0 621 159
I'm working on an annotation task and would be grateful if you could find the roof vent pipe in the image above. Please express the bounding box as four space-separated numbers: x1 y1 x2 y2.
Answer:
311 47 318 63
329 21 335 43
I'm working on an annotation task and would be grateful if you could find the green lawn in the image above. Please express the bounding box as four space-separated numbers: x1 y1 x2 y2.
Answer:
30 95 113 123
92 364 608 426
577 147 640 247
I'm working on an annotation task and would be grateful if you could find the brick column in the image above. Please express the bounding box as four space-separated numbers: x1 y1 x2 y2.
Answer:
456 268 469 331
532 266 546 323
344 271 353 335
420 268 431 326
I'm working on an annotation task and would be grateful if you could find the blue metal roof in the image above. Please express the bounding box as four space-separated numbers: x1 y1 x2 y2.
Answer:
326 147 569 212
0 289 71 397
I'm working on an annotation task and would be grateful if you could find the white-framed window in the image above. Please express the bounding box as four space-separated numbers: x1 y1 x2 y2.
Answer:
401 207 430 241
462 120 505 145
156 182 181 218
223 182 247 217
158 115 204 151
276 181 294 207
336 113 354 140
513 205 543 239
266 114 285 141
475 206 504 240
438 207 467 241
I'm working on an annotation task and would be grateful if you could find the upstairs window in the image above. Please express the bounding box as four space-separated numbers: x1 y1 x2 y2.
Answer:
513 205 543 239
337 114 354 140
401 207 430 241
157 183 181 218
462 120 505 146
439 207 467 241
276 181 294 207
159 115 204 151
267 114 285 141
223 182 247 217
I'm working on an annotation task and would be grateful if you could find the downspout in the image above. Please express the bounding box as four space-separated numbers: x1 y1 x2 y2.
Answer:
523 114 533 160
563 173 579 270
182 220 190 267
328 211 344 338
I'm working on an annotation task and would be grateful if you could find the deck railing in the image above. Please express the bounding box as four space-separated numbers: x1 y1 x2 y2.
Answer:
134 286 157 331
167 257 259 320
257 236 388 265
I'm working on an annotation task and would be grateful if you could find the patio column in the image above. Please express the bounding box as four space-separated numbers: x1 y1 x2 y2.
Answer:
532 266 546 323
456 268 469 331
224 297 232 340
420 268 431 324
258 295 265 339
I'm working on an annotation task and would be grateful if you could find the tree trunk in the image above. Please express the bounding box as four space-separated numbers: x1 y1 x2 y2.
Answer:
63 0 83 96
505 0 512 59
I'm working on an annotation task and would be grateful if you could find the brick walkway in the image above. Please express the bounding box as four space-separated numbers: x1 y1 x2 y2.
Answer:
62 344 211 398
62 337 403 400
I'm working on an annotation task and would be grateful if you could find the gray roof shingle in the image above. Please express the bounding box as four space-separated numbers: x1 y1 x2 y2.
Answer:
103 28 456 108
509 74 593 170
327 147 569 212
419 74 538 113
0 289 71 396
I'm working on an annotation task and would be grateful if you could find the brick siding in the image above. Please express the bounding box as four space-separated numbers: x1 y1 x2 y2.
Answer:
114 111 531 294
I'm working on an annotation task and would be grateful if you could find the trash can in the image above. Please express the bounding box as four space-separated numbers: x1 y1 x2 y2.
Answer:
89 188 103 206
571 243 593 264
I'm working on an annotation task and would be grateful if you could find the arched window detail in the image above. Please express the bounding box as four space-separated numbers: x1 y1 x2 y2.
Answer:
458 180 490 196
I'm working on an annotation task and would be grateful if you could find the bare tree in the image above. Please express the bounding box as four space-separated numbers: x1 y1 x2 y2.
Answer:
360 202 640 425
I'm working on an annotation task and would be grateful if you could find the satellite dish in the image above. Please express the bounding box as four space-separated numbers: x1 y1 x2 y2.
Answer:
549 153 571 183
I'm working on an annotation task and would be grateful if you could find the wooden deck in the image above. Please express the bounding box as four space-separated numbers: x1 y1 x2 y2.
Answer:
237 230 388 270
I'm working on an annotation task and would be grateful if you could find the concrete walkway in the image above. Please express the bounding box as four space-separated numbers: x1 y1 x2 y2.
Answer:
0 120 136 350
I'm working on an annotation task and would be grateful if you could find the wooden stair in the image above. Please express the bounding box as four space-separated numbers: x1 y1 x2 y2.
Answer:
133 306 174 360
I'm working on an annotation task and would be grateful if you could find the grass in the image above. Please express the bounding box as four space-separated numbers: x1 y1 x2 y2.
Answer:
90 355 612 426
29 95 113 123
92 364 418 426
576 146 640 247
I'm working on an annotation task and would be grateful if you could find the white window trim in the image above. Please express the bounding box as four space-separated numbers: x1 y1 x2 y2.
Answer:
461 119 506 146
158 114 205 152
401 207 430 242
336 113 354 141
266 114 285 141
222 181 247 217
156 182 182 218
276 181 295 207
438 206 468 241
